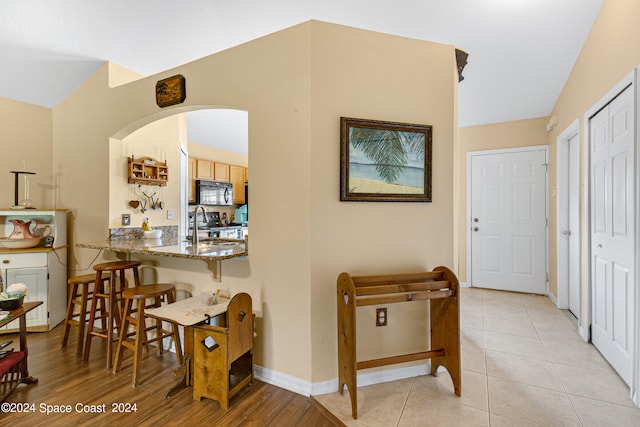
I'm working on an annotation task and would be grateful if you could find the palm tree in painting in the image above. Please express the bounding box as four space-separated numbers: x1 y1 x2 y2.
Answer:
349 127 425 184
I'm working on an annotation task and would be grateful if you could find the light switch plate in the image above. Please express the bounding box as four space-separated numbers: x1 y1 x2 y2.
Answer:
122 214 131 226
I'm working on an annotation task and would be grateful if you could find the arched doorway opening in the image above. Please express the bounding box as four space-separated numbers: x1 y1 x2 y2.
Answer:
110 107 248 238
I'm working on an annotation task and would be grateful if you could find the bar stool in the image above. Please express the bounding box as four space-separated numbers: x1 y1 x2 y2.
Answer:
113 283 183 387
84 260 141 369
61 272 109 355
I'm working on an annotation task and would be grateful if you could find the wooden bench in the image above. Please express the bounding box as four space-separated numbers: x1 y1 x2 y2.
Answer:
337 266 461 419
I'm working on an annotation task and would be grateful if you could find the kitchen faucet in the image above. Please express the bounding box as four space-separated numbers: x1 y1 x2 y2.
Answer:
191 205 207 246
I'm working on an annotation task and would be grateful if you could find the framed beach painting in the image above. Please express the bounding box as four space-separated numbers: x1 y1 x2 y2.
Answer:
340 117 432 202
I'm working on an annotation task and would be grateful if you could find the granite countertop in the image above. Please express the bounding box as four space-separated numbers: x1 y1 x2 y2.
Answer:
76 237 247 261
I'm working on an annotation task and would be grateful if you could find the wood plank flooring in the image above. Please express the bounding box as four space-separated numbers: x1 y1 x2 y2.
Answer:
1 325 343 426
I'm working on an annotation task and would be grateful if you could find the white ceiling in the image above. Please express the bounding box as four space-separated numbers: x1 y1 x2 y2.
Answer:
0 0 604 155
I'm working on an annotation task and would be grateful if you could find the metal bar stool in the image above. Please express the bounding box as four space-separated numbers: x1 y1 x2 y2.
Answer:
61 272 109 355
113 283 183 387
83 260 141 369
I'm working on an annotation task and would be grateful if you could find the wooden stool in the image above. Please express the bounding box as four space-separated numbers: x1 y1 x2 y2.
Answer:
61 272 109 355
113 284 183 387
84 260 141 369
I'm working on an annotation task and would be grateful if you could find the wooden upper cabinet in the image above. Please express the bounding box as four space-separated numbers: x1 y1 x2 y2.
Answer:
230 165 247 205
214 162 230 182
195 159 214 180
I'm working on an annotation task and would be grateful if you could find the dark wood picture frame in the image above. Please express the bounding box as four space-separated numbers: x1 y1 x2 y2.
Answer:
155 74 186 108
340 117 432 202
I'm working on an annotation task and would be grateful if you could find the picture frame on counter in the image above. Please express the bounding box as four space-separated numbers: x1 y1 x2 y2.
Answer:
340 117 432 202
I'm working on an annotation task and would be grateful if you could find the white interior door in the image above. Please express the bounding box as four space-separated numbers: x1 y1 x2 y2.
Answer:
469 148 548 294
557 121 582 318
567 134 581 317
590 85 635 386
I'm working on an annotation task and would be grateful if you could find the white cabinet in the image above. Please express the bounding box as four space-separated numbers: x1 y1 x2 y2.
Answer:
7 265 48 327
0 209 68 332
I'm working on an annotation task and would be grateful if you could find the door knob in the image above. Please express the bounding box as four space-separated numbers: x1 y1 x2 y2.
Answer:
562 230 571 236
473 227 479 232
473 218 479 223
597 244 602 248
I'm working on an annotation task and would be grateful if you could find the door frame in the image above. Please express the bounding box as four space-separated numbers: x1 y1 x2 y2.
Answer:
466 145 550 293
583 68 639 406
555 119 581 318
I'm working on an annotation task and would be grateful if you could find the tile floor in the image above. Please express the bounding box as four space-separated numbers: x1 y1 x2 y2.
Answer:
315 287 640 426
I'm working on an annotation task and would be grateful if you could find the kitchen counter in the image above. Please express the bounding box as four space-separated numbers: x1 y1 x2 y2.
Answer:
76 237 247 262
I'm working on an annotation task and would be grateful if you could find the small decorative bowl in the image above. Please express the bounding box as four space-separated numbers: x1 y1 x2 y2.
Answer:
0 296 24 310
0 237 42 249
143 229 162 239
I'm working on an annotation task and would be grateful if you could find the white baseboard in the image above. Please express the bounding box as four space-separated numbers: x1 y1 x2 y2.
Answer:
255 363 432 397
547 291 558 307
459 281 470 288
578 325 590 342
254 365 312 397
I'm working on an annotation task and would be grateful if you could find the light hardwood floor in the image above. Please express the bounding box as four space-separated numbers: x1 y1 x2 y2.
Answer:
1 325 342 426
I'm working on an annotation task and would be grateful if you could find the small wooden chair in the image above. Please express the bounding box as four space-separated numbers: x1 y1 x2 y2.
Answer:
61 273 109 355
113 284 183 387
193 292 254 410
0 351 25 402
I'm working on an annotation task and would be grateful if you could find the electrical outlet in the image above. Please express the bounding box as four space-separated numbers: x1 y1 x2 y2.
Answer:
376 308 387 326
167 210 174 220
122 214 131 226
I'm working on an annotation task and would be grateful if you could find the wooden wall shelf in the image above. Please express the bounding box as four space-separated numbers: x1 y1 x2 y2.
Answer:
337 266 461 419
128 157 168 186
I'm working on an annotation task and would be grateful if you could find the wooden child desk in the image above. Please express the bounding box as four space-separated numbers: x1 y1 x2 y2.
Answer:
145 296 230 397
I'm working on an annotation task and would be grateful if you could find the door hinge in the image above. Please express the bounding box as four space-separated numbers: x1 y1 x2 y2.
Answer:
542 163 549 172
546 272 549 283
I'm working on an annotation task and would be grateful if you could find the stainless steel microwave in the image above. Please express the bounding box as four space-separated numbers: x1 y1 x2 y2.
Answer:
194 180 233 206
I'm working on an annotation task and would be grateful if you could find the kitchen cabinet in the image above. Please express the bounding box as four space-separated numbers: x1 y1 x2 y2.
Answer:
230 165 247 205
188 158 196 203
214 162 230 182
190 156 246 205
196 159 214 180
0 209 68 333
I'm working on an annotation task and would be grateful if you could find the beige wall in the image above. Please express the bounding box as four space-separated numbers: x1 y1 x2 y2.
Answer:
546 0 640 324
309 23 457 382
49 20 456 388
457 117 549 285
109 115 184 229
0 98 53 209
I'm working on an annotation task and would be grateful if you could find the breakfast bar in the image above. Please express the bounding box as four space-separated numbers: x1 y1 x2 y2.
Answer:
76 236 248 281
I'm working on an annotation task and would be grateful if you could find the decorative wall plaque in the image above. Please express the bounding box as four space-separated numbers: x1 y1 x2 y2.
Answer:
155 74 186 108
